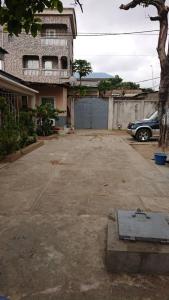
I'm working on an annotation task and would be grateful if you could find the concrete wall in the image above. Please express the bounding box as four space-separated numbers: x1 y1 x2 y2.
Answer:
30 85 66 112
109 94 158 129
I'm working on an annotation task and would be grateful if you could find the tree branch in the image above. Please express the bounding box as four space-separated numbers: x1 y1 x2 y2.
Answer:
150 16 161 20
74 0 83 12
120 0 141 10
120 0 165 12
120 0 168 63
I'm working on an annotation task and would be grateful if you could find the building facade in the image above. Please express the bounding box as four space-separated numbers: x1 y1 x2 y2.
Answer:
1 8 77 126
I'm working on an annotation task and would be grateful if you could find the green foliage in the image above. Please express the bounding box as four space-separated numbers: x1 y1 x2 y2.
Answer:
109 75 123 86
0 129 19 158
36 103 59 136
98 75 123 93
73 86 88 96
19 109 36 136
18 108 37 148
142 88 154 93
0 96 8 112
0 99 20 158
79 86 87 96
120 81 140 89
73 59 92 85
98 75 140 93
0 0 63 36
0 97 37 159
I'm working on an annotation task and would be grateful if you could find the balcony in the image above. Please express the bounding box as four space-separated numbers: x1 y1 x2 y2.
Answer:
40 24 68 47
23 68 69 78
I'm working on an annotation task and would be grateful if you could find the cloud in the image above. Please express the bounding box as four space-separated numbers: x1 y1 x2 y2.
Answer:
62 0 161 88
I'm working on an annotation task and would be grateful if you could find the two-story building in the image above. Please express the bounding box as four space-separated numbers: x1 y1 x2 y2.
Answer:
1 8 77 127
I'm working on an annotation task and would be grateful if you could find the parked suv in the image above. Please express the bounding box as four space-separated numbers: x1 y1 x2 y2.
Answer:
127 111 159 142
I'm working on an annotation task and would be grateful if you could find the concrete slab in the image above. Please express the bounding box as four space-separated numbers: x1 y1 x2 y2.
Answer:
106 217 169 274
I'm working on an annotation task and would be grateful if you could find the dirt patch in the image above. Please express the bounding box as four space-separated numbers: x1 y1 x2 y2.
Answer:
111 129 128 136
131 142 169 161
50 160 72 166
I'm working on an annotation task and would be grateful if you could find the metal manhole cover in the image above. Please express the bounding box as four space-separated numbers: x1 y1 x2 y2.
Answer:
117 209 169 244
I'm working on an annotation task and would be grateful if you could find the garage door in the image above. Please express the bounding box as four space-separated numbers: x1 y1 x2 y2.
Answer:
74 97 108 129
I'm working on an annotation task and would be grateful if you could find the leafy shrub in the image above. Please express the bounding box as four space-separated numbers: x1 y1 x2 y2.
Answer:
19 109 36 136
0 131 19 158
36 103 59 136
19 134 37 148
0 97 37 159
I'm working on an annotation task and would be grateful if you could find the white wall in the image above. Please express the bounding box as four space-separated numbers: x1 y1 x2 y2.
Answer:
110 97 158 129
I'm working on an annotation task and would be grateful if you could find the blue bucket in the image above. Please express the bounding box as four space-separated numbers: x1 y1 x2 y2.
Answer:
154 153 167 165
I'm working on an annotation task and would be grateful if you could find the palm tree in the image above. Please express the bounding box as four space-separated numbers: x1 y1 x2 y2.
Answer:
73 59 92 86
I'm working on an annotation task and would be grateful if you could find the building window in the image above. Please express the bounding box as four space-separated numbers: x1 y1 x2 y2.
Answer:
40 24 68 46
61 56 68 69
23 55 39 76
45 29 56 37
42 56 58 69
42 56 58 76
23 56 39 69
41 97 55 108
41 24 68 36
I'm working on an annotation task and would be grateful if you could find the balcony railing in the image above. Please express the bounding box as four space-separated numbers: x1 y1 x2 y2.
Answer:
41 38 68 46
23 68 69 78
23 69 39 76
41 69 69 77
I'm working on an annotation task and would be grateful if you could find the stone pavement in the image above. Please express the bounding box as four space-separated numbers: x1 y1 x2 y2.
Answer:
0 131 169 300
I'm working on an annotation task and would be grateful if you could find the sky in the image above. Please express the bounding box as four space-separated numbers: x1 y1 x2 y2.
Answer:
62 0 163 89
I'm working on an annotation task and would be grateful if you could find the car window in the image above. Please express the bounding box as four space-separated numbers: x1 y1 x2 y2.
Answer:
147 111 158 121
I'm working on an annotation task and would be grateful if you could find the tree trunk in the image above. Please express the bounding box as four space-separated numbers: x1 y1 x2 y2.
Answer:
157 15 169 149
120 0 169 149
158 59 169 149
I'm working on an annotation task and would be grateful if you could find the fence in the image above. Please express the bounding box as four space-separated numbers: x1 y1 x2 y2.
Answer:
109 94 158 129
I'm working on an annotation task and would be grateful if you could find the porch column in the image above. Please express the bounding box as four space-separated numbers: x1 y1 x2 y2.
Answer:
28 95 36 109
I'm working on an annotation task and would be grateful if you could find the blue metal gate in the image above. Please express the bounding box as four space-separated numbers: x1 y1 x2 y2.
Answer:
74 97 108 129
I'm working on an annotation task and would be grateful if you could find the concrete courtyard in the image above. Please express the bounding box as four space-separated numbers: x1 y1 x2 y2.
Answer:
0 131 169 300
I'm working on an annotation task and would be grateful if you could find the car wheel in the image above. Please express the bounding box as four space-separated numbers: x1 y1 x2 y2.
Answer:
135 128 151 142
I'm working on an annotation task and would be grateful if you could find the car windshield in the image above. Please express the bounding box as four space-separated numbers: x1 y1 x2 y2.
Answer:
146 111 158 120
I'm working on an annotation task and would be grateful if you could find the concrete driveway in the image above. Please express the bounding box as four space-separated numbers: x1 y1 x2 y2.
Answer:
0 131 169 300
